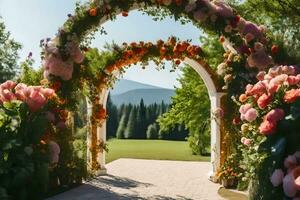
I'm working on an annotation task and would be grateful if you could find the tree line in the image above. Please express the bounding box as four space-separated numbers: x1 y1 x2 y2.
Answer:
106 95 188 141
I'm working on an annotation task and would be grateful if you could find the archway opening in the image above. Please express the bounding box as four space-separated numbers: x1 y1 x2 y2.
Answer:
78 38 225 179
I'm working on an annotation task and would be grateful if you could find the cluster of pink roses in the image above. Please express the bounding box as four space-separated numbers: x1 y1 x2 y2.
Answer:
43 39 84 81
239 65 300 135
0 80 55 112
162 0 270 69
270 152 300 199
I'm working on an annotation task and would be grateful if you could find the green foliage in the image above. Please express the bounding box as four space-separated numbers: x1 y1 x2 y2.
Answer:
158 66 211 155
146 123 159 139
17 58 43 85
124 107 137 139
116 114 127 139
0 17 21 83
0 101 50 200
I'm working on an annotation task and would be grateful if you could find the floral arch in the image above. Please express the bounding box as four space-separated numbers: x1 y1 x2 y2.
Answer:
80 40 226 177
41 0 273 181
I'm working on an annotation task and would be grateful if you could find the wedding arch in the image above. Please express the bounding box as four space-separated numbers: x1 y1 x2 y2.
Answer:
41 0 272 179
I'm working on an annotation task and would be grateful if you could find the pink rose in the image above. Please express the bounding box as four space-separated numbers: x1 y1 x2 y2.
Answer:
283 167 300 198
247 81 267 96
40 88 55 99
0 80 16 90
265 109 285 123
239 103 252 115
270 74 288 86
26 89 47 112
244 108 258 122
284 155 297 170
270 169 284 187
0 89 17 102
284 89 300 103
286 76 300 86
193 10 207 22
268 81 280 95
257 93 272 109
241 21 263 40
43 55 74 81
259 120 276 135
247 49 273 70
214 1 233 17
242 138 252 146
256 71 266 81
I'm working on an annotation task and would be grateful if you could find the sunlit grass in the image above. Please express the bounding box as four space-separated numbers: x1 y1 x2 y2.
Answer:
106 139 210 163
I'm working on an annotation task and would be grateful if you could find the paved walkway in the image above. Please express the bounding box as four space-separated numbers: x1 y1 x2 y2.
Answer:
47 159 223 200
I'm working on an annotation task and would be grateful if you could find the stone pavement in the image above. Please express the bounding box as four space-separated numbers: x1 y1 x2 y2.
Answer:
47 159 224 200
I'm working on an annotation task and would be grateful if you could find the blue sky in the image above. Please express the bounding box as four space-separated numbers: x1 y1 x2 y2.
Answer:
0 0 203 88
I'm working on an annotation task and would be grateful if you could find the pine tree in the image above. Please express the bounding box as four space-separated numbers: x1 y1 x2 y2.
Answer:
107 94 118 138
124 106 137 139
136 99 147 139
146 123 158 139
116 114 126 139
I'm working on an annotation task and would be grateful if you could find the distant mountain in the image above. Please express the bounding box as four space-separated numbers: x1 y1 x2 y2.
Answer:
111 88 175 106
110 79 162 95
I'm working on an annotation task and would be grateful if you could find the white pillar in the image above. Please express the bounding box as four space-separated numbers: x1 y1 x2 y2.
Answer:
96 88 109 175
86 98 93 171
208 92 225 181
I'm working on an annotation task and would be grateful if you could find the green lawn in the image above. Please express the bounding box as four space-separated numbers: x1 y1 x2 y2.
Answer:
105 139 210 163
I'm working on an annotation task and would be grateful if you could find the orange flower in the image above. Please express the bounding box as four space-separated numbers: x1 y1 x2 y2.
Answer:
51 81 61 91
180 41 189 52
122 11 128 17
160 47 167 55
106 65 116 73
97 107 107 119
89 8 97 17
239 94 248 103
271 45 279 54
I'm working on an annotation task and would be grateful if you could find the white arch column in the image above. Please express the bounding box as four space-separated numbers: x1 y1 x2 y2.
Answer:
93 58 224 179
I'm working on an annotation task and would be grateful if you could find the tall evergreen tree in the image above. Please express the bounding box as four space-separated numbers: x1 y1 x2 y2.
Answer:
107 94 118 138
136 99 147 139
116 114 126 139
124 106 137 139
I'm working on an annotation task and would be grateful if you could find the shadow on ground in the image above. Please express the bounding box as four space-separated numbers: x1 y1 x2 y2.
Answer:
47 174 192 200
91 174 152 189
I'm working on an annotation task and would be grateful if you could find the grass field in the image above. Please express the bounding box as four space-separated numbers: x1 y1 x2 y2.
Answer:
105 139 210 163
